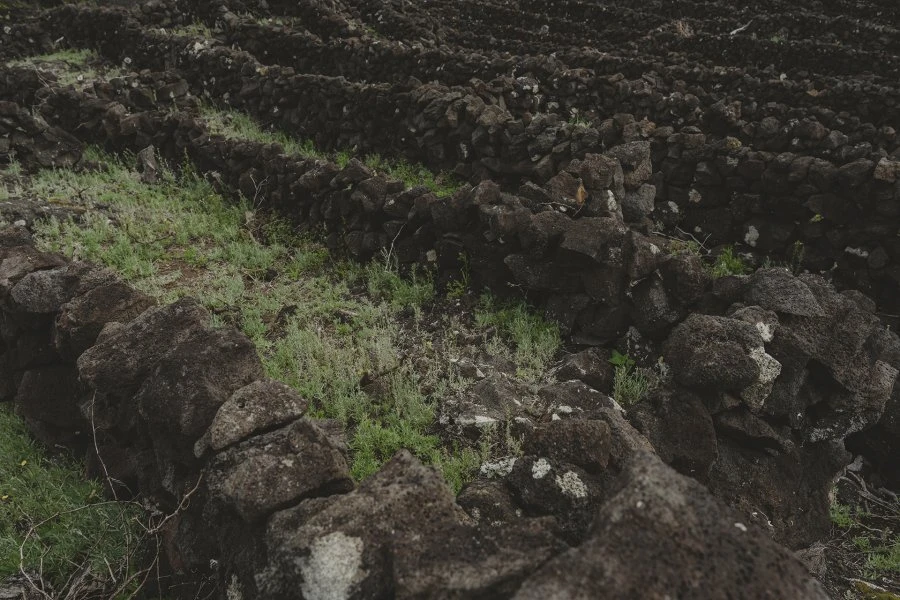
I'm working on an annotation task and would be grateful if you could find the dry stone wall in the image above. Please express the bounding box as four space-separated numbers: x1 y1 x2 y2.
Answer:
2 0 900 595
0 73 899 597
3 2 897 309
0 227 838 599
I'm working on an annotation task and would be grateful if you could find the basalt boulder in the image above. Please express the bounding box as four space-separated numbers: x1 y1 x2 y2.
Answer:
512 453 828 600
258 451 565 600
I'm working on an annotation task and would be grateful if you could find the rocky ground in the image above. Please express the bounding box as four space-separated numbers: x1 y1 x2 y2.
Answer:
1 0 899 598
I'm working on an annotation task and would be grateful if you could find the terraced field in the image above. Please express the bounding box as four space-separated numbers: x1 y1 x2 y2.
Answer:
1 0 899 598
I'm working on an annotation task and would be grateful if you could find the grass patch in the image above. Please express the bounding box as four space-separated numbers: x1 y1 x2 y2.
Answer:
609 351 659 407
612 365 657 407
200 104 322 159
27 147 525 494
167 20 215 38
475 293 561 382
830 489 900 586
363 153 462 198
5 49 121 87
0 406 146 594
199 105 462 196
709 245 749 278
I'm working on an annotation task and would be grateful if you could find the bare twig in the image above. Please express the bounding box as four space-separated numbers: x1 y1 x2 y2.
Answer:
729 19 754 36
89 391 118 501
382 222 406 270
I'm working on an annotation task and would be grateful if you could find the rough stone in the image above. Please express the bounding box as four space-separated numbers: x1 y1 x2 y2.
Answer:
440 375 541 438
135 326 263 462
205 418 353 523
707 439 850 548
628 386 719 480
523 419 611 473
513 453 829 599
622 183 656 220
260 451 564 599
550 347 614 393
558 217 628 267
54 281 155 361
664 314 763 391
77 297 211 404
13 365 82 445
605 141 652 189
0 245 66 295
746 269 825 317
208 379 309 452
9 267 82 314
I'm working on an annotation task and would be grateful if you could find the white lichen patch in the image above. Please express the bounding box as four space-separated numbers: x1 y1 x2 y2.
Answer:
744 225 759 247
606 189 617 211
457 414 500 428
556 471 588 499
755 321 774 343
844 246 869 258
480 457 517 478
532 458 552 479
226 574 243 600
740 347 782 411
299 532 365 600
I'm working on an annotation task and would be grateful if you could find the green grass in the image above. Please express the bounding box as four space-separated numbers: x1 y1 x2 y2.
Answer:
5 49 120 87
26 148 539 494
200 105 462 197
475 293 561 382
0 406 146 595
167 20 214 38
709 246 749 278
831 498 900 583
200 105 322 159
609 350 659 407
363 153 462 198
612 365 657 407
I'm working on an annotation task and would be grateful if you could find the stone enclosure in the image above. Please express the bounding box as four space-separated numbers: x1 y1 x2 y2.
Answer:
1 0 899 598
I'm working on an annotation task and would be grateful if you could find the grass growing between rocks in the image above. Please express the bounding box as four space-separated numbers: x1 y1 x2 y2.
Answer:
609 351 659 407
5 49 122 88
822 469 900 599
0 406 147 596
829 490 900 592
26 148 559 492
199 105 463 197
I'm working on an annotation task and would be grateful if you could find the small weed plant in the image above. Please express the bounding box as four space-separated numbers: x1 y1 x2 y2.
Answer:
709 246 748 278
445 252 471 299
610 350 658 407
